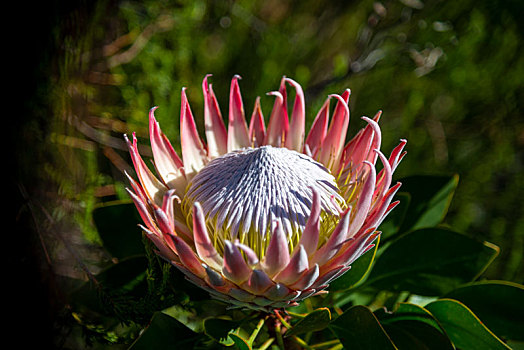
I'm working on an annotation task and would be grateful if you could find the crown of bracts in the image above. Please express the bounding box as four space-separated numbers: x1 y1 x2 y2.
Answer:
125 75 406 311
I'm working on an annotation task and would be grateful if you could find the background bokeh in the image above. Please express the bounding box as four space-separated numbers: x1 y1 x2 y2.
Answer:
15 0 523 347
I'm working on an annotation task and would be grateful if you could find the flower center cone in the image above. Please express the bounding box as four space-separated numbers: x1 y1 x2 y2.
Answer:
184 145 344 258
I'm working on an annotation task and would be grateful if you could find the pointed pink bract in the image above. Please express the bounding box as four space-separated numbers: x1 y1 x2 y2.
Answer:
263 222 291 277
203 75 228 158
180 88 207 179
227 75 250 151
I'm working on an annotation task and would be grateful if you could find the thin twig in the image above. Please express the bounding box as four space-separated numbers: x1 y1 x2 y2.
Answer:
107 15 175 69
248 317 266 345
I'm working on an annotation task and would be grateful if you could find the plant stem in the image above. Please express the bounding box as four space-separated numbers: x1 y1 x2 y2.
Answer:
258 337 275 350
286 311 306 319
292 336 313 349
275 322 285 349
327 344 343 350
274 309 292 330
310 339 341 349
248 317 266 344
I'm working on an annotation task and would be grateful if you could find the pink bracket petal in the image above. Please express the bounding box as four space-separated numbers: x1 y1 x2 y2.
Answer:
274 245 309 285
289 264 320 290
245 269 274 295
172 235 206 278
347 161 377 239
149 107 187 195
248 96 266 147
203 74 228 158
319 92 350 169
193 202 222 270
222 240 252 284
297 187 321 255
264 91 288 147
124 133 167 204
305 97 330 157
283 77 305 151
312 207 351 266
227 75 251 151
262 221 291 277
180 88 208 179
388 139 408 172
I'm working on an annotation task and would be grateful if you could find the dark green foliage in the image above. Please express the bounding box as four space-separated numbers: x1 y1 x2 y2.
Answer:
443 281 524 341
92 201 146 259
394 175 459 234
425 299 511 349
365 227 499 295
129 312 198 349
330 305 397 350
284 308 331 337
373 303 455 349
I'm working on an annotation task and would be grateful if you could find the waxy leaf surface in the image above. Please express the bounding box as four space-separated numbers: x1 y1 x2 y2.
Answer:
375 302 454 350
444 280 524 341
330 305 397 349
396 174 458 233
285 308 331 337
129 311 197 349
93 201 145 259
365 228 499 295
425 299 511 350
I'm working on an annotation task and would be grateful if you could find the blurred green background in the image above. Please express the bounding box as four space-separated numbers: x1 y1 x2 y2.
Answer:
15 0 523 346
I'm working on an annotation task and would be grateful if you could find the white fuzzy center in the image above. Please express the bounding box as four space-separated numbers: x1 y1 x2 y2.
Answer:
185 146 343 243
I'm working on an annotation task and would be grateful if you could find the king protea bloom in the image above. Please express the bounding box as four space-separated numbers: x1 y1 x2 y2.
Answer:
125 75 406 311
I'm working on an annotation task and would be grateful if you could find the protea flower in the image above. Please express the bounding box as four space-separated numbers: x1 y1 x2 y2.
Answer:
125 75 406 311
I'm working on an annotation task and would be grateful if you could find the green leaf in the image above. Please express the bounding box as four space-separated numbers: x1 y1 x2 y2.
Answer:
92 201 145 259
329 238 379 291
204 317 240 346
375 303 454 350
444 280 524 341
425 299 511 350
376 303 445 332
229 333 251 350
507 341 524 350
396 175 459 233
285 308 331 337
129 311 199 349
330 305 397 350
162 300 229 334
365 228 499 295
382 321 455 350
